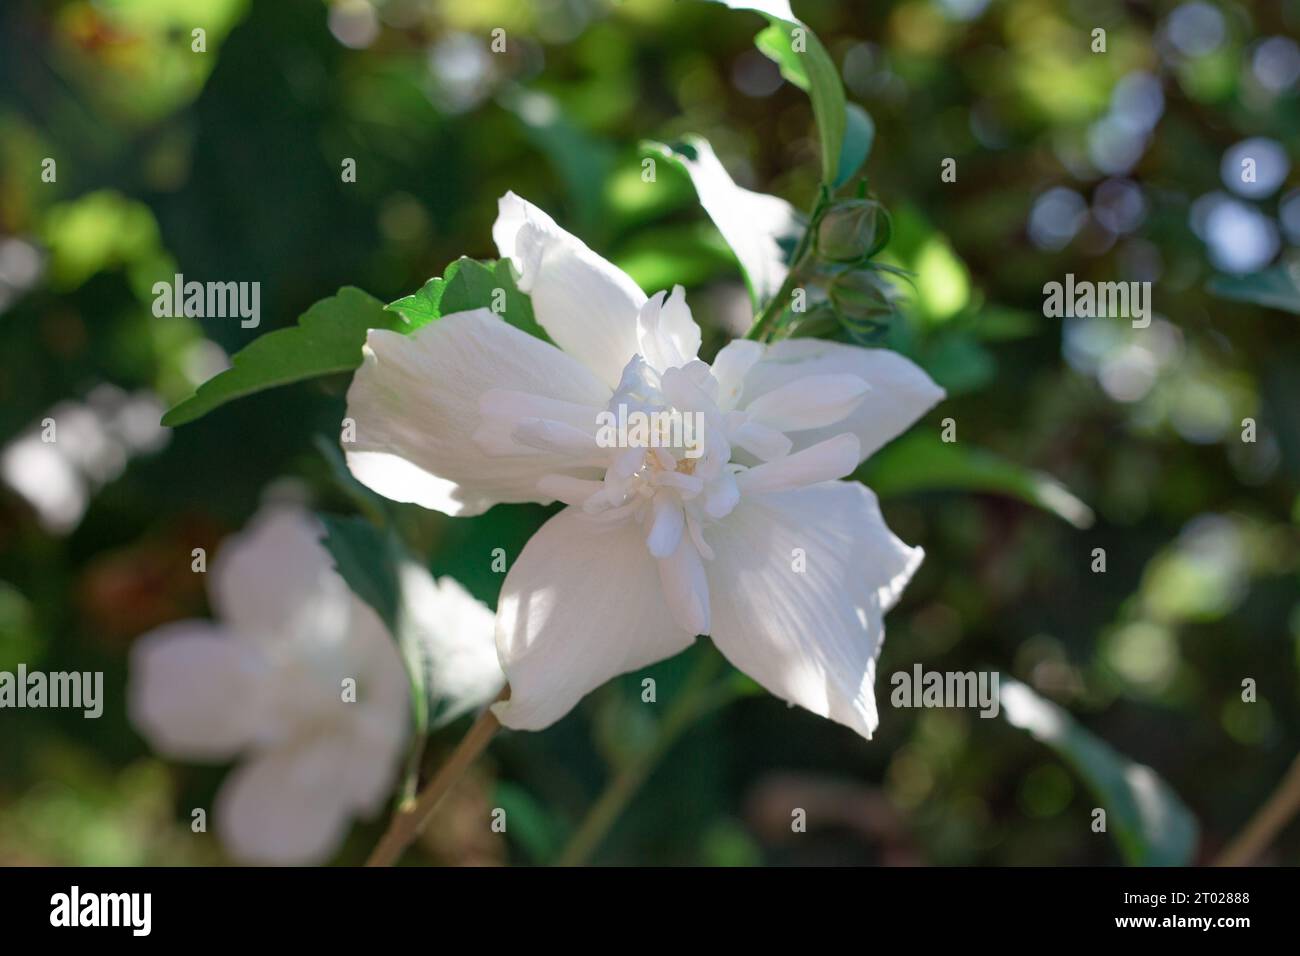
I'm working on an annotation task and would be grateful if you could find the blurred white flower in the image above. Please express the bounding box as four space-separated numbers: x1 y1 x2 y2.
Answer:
345 193 943 739
1 386 167 534
397 564 505 725
129 505 497 864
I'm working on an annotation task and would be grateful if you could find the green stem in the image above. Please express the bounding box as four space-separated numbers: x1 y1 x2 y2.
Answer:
556 650 730 866
1215 751 1300 866
396 729 427 809
366 694 503 866
744 266 805 343
744 189 829 343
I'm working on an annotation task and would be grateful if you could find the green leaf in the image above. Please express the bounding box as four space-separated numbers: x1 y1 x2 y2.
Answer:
312 433 394 525
1208 265 1300 314
715 1 847 185
318 512 503 732
859 431 1095 528
493 781 566 864
387 257 550 342
162 287 399 427
835 103 875 189
318 514 403 635
165 259 548 427
384 282 442 329
646 137 803 306
319 514 429 745
1001 680 1199 866
754 20 812 89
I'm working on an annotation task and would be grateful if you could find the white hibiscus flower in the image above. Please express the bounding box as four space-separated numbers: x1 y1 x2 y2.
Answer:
128 504 499 864
345 192 944 740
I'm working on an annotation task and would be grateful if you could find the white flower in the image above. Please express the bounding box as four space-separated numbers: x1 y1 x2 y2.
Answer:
397 564 505 725
345 193 944 739
128 505 498 864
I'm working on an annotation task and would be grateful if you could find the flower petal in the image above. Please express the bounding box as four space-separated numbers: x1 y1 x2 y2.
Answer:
128 622 274 760
646 491 686 558
711 339 764 411
215 738 369 865
399 567 505 724
492 190 561 269
739 339 944 463
744 373 870 432
729 419 793 462
657 535 710 635
337 598 414 764
494 192 647 388
636 285 702 371
345 309 611 516
494 506 696 730
705 480 924 739
735 433 860 495
476 389 604 457
210 506 351 643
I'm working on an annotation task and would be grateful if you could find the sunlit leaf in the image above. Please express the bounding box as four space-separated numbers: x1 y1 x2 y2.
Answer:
1001 680 1199 866
388 257 548 341
161 287 399 427
859 431 1095 528
165 259 546 427
41 191 164 290
914 235 971 322
706 1 847 186
53 0 250 124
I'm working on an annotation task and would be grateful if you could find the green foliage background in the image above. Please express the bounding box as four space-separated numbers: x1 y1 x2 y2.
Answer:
0 0 1298 865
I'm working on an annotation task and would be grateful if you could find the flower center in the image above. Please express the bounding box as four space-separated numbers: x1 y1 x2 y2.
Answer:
478 346 869 572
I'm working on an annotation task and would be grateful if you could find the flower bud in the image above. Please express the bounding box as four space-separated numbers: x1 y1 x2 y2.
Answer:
829 269 897 321
815 200 887 264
